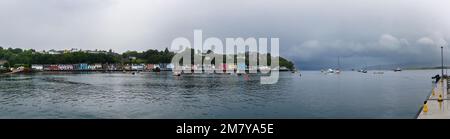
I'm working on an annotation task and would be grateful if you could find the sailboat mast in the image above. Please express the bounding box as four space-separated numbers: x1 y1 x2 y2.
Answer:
338 56 340 70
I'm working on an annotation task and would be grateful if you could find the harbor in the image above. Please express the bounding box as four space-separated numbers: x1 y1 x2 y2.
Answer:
0 0 448 120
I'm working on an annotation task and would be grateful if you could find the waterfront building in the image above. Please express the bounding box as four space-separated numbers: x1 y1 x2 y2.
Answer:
156 63 173 71
227 64 236 71
85 49 108 54
31 64 43 71
46 65 59 71
87 64 102 70
153 64 160 69
248 65 258 72
237 63 246 73
77 63 89 70
88 64 95 70
103 64 118 71
192 64 198 71
221 63 227 72
146 64 154 71
211 63 227 73
203 64 213 72
67 48 81 53
159 63 167 70
167 63 174 70
94 64 102 70
123 64 131 70
48 49 63 55
58 64 73 70
179 64 191 72
131 64 144 70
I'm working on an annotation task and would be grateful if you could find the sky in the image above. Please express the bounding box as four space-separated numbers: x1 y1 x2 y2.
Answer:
0 0 449 69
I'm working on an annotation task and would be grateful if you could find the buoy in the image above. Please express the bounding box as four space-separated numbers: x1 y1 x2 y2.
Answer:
423 101 428 113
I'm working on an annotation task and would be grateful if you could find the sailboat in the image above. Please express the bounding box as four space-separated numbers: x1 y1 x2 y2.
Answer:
325 56 342 74
335 56 341 74
326 68 335 74
394 67 402 72
361 69 367 73
360 57 368 73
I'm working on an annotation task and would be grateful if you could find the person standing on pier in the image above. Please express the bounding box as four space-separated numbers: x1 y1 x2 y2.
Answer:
432 74 441 83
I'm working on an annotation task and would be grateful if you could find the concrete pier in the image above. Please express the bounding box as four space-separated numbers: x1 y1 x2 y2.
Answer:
417 79 449 119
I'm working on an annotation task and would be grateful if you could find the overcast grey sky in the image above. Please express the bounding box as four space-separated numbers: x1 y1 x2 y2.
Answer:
0 0 449 69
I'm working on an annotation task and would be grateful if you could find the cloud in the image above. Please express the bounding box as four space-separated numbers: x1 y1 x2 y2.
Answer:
379 34 401 50
417 37 435 46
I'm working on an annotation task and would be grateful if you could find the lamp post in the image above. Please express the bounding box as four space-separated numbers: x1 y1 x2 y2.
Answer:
440 46 445 106
441 46 444 78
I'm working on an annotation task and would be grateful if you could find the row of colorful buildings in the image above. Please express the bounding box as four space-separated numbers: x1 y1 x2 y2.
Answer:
31 63 174 71
31 63 288 72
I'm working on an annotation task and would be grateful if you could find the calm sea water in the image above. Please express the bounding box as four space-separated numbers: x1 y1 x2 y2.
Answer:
0 70 438 119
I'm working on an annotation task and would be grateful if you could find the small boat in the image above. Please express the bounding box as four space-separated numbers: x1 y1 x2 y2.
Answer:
361 70 367 73
335 69 341 74
326 68 335 74
335 57 341 74
394 67 402 72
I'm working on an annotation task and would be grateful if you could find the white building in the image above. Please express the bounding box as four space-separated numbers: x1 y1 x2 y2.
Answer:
167 63 174 69
154 64 160 69
88 64 102 70
48 49 62 55
31 64 44 71
131 64 144 70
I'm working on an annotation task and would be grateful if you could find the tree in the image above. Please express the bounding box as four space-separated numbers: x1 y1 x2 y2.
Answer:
0 47 296 70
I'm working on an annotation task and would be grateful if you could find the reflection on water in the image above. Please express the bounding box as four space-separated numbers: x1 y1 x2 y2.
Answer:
0 70 437 119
